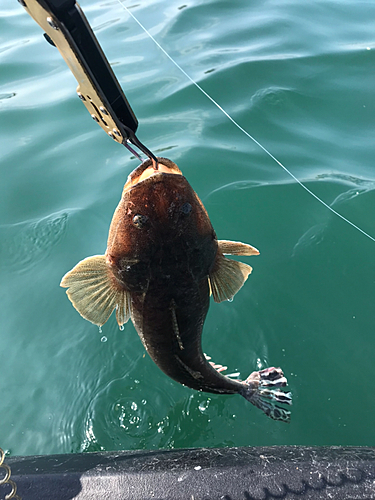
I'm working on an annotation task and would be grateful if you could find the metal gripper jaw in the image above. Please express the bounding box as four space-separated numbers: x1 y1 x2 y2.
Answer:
19 0 158 168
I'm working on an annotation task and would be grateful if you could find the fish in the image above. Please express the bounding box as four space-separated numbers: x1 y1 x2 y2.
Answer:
60 157 292 421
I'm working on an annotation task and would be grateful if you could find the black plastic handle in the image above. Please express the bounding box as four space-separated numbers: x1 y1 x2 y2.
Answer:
21 0 158 166
41 0 138 135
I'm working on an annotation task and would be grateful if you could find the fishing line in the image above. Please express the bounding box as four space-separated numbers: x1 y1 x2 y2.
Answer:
116 0 375 243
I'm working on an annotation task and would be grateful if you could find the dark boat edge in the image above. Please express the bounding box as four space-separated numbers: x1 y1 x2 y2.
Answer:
5 445 375 499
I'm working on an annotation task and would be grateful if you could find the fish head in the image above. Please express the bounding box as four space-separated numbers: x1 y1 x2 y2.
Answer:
106 157 217 291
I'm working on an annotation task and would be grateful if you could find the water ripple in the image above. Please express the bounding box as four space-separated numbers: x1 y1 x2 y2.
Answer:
206 180 265 199
292 223 327 257
79 376 178 451
316 172 375 187
0 38 29 54
0 92 16 101
250 86 293 108
93 18 121 32
0 210 72 274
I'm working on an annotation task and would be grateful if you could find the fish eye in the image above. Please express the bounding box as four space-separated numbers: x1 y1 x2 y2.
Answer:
180 202 192 215
132 214 149 229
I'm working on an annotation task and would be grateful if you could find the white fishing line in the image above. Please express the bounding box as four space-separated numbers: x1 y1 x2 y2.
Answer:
116 0 375 243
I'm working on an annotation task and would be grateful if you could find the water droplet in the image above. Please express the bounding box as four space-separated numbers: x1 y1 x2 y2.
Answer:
198 399 210 413
131 402 138 411
98 326 102 334
129 415 140 425
227 297 233 302
101 336 107 343
119 324 124 331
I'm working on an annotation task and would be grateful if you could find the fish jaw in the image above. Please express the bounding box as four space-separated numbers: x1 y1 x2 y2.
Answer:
122 157 183 195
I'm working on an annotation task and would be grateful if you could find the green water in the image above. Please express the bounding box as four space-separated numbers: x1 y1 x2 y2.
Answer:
1 0 375 457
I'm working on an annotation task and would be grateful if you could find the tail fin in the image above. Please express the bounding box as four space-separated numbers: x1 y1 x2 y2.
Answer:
240 367 292 423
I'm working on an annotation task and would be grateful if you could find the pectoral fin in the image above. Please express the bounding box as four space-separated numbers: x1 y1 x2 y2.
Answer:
60 255 131 327
218 240 259 256
209 253 253 303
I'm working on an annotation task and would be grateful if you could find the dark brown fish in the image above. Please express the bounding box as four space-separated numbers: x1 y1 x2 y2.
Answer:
61 157 292 421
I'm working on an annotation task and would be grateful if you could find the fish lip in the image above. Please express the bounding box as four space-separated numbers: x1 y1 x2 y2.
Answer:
129 171 182 190
128 157 182 182
123 156 183 194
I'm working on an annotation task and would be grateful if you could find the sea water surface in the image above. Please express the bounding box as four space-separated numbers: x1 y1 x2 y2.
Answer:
1 0 375 456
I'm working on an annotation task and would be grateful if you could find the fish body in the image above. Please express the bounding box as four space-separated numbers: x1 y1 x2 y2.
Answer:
61 158 291 421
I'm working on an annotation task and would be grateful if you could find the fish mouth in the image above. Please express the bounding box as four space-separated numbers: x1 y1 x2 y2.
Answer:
123 157 182 193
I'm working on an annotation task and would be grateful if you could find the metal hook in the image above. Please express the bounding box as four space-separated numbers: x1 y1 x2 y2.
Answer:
123 126 158 170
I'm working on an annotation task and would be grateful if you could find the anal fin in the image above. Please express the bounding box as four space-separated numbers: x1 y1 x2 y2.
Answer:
204 354 227 373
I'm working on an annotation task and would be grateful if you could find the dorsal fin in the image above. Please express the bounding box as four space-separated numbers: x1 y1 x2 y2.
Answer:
209 253 253 303
60 255 131 327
